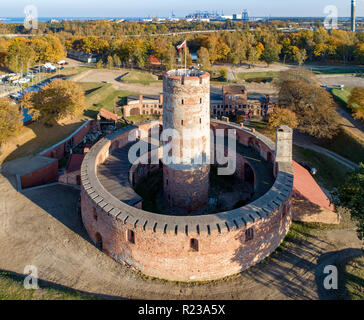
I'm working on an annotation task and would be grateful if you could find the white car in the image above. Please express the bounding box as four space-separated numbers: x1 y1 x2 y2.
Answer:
19 78 30 84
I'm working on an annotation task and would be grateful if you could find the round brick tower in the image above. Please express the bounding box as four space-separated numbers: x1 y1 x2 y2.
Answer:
162 69 211 214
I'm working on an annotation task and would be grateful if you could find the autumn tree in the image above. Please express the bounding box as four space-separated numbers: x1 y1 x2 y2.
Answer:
278 80 339 139
268 108 298 130
23 80 85 126
5 38 36 72
275 67 319 87
0 98 23 146
348 88 364 121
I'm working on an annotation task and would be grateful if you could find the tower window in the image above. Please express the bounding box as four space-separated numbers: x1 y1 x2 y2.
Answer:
245 228 254 242
199 118 202 124
190 238 199 252
166 179 169 186
200 98 202 103
127 230 135 244
181 120 184 125
181 99 184 105
93 208 98 221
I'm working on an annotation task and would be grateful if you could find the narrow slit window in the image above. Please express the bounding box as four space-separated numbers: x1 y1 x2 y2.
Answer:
190 238 199 252
127 230 135 244
245 228 254 242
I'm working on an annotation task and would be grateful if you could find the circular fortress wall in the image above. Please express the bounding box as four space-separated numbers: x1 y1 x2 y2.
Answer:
80 121 293 282
163 70 211 213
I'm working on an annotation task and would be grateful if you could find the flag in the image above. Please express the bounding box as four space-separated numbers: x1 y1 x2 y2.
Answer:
177 40 187 52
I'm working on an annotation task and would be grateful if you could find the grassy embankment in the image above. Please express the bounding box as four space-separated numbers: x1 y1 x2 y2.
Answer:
0 77 136 163
338 255 364 300
0 270 99 300
119 71 160 85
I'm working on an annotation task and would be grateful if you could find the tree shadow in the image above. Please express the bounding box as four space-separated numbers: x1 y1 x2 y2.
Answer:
315 248 364 300
230 225 334 299
0 269 123 300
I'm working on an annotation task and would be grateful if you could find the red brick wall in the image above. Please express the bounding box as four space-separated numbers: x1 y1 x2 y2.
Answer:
20 160 58 189
81 186 291 281
41 121 93 160
80 120 292 282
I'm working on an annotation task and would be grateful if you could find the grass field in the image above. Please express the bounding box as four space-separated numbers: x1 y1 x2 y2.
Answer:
316 129 364 165
235 71 280 83
119 71 159 85
78 82 136 119
293 145 350 190
312 67 364 75
0 270 98 300
331 87 353 107
339 255 364 300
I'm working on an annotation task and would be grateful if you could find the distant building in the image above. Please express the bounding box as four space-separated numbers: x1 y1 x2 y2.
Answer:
211 85 275 119
122 94 163 117
67 49 99 63
122 85 274 119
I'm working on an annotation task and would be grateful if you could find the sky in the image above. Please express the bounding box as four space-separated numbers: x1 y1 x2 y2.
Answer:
1 0 364 18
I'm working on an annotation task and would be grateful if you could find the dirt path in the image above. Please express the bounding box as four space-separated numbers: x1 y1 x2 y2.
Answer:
0 168 362 300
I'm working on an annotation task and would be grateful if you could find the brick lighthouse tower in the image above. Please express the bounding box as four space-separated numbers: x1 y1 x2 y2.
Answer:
162 69 211 214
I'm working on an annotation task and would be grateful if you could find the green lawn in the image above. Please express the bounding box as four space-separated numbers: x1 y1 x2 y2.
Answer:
0 270 98 300
119 71 159 85
293 145 351 190
78 82 136 119
312 67 364 75
235 71 280 83
331 87 353 108
316 129 364 165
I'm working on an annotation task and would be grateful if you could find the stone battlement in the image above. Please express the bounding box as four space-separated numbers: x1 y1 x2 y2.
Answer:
164 69 210 85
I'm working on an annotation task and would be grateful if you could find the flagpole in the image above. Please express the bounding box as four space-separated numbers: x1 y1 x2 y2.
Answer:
185 43 187 75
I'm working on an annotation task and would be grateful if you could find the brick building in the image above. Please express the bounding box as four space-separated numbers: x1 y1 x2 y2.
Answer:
122 94 163 117
211 85 275 119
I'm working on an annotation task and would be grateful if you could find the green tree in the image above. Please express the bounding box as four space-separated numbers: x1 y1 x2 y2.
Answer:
293 49 307 66
0 98 23 146
261 47 280 66
196 47 211 71
23 80 85 126
218 67 228 82
333 164 364 240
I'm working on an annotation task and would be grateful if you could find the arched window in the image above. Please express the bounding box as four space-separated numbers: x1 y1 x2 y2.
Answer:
95 233 103 250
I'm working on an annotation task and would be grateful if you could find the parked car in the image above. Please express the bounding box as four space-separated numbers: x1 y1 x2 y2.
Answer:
299 162 318 176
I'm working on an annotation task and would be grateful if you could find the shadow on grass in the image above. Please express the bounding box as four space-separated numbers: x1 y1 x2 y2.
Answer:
0 269 123 300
